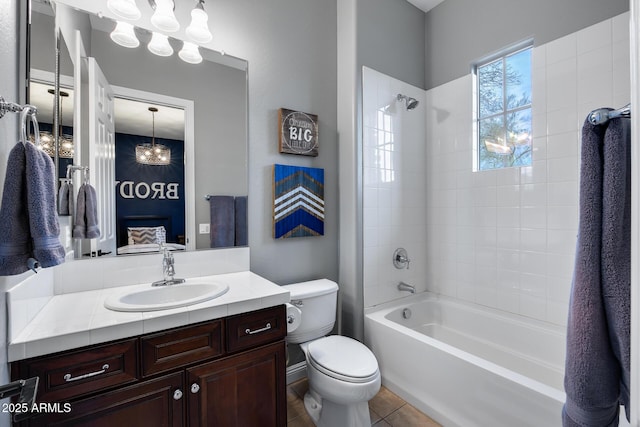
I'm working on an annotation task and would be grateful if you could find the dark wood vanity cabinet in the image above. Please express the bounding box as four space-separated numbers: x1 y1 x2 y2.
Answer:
11 305 287 427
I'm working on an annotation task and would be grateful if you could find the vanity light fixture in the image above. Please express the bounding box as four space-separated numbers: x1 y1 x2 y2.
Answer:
150 0 180 33
178 41 203 64
107 0 142 21
147 32 173 56
186 0 212 44
32 89 74 159
110 21 140 48
136 107 171 165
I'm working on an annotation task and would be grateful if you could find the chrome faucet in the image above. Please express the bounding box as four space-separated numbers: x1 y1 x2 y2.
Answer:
152 246 185 287
398 281 416 293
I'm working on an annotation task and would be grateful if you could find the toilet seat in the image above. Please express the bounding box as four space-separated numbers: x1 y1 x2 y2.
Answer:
307 336 379 384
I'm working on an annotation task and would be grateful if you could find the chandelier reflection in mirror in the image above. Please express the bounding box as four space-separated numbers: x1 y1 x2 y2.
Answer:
136 106 171 165
31 89 74 159
107 0 211 65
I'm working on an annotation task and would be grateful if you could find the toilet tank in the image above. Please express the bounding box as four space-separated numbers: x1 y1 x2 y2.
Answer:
283 279 339 344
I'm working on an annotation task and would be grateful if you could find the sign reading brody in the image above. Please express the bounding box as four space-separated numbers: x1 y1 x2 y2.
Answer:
279 108 319 156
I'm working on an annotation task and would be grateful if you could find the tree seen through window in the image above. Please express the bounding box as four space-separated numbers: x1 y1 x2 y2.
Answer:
477 47 532 171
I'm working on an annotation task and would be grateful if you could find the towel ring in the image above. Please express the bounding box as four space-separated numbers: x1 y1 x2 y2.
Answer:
20 106 39 146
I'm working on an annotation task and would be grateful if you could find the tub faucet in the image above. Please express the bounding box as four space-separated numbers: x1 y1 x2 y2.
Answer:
398 281 415 293
152 246 185 287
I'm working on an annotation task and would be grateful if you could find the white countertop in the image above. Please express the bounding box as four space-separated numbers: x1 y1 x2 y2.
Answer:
8 271 289 362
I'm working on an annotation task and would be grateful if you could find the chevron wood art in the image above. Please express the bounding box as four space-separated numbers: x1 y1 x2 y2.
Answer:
273 164 324 239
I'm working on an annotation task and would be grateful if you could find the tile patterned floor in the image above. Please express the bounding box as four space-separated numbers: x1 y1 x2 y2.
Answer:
287 378 441 427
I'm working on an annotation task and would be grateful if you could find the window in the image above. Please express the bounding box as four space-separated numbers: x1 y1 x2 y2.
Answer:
475 45 532 171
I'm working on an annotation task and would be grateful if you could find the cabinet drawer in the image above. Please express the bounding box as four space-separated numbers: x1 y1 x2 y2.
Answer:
141 320 223 377
226 305 286 353
12 339 138 403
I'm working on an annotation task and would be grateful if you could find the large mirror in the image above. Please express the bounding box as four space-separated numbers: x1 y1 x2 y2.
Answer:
28 0 248 259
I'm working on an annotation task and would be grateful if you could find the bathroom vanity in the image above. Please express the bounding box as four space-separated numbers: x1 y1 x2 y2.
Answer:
7 267 290 426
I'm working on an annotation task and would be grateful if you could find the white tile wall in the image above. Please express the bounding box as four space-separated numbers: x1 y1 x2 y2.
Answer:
424 13 630 326
362 67 427 308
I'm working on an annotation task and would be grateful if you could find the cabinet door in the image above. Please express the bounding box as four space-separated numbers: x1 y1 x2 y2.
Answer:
33 372 184 427
187 341 286 427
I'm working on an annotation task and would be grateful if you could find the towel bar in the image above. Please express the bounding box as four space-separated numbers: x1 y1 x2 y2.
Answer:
588 104 631 125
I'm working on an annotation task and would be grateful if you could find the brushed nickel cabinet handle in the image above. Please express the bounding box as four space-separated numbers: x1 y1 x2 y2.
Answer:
191 383 200 394
63 364 109 382
245 323 271 335
173 389 183 400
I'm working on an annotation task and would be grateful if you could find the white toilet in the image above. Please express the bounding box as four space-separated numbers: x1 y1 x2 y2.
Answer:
284 279 381 427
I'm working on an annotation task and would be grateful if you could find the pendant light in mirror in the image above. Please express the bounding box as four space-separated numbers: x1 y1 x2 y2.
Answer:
186 0 212 44
110 21 140 48
107 0 141 21
32 89 74 159
150 0 180 33
135 107 171 165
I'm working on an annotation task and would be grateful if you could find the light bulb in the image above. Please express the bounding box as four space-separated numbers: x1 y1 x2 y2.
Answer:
151 0 180 33
178 41 203 64
107 0 141 21
147 32 173 57
186 4 212 44
110 21 140 48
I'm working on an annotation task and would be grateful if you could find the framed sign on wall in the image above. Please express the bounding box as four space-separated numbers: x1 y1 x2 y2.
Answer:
278 108 319 156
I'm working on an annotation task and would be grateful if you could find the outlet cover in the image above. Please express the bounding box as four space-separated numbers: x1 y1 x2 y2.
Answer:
199 223 210 234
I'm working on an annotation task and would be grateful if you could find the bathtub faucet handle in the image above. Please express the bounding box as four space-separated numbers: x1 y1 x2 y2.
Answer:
393 248 410 269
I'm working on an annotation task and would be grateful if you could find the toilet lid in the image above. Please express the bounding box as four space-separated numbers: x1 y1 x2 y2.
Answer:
307 336 379 383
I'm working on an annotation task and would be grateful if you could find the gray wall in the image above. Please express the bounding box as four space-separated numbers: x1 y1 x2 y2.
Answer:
358 0 426 89
211 0 339 285
425 0 630 89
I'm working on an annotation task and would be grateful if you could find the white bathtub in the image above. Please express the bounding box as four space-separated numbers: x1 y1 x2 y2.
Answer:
364 292 566 427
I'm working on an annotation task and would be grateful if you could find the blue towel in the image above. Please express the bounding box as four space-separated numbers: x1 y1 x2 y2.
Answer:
0 142 65 275
73 183 100 239
208 195 235 248
235 196 248 246
563 115 631 426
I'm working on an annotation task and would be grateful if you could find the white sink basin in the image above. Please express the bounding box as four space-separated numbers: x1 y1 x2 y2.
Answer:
104 281 229 312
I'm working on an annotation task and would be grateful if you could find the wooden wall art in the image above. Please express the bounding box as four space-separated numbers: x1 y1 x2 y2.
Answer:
273 164 324 239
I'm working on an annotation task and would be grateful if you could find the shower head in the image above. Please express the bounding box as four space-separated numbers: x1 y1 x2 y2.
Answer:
397 94 419 110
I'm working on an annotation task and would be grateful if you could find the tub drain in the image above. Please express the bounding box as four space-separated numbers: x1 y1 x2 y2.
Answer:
402 308 412 319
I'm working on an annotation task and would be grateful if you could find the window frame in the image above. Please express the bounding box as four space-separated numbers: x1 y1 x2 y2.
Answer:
473 41 533 172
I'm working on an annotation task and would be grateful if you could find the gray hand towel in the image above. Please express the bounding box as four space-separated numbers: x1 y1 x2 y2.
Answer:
73 183 100 239
563 115 631 426
72 183 87 239
235 196 248 246
58 180 73 216
25 142 66 268
208 195 235 248
0 143 31 275
84 184 100 239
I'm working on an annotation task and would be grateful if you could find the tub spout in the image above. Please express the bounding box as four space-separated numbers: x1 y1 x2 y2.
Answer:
398 281 415 293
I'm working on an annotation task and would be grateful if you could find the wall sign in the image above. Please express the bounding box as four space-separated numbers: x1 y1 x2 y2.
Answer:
273 164 324 239
278 108 319 156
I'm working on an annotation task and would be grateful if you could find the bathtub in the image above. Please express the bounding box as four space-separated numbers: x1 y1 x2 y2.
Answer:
364 292 566 427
